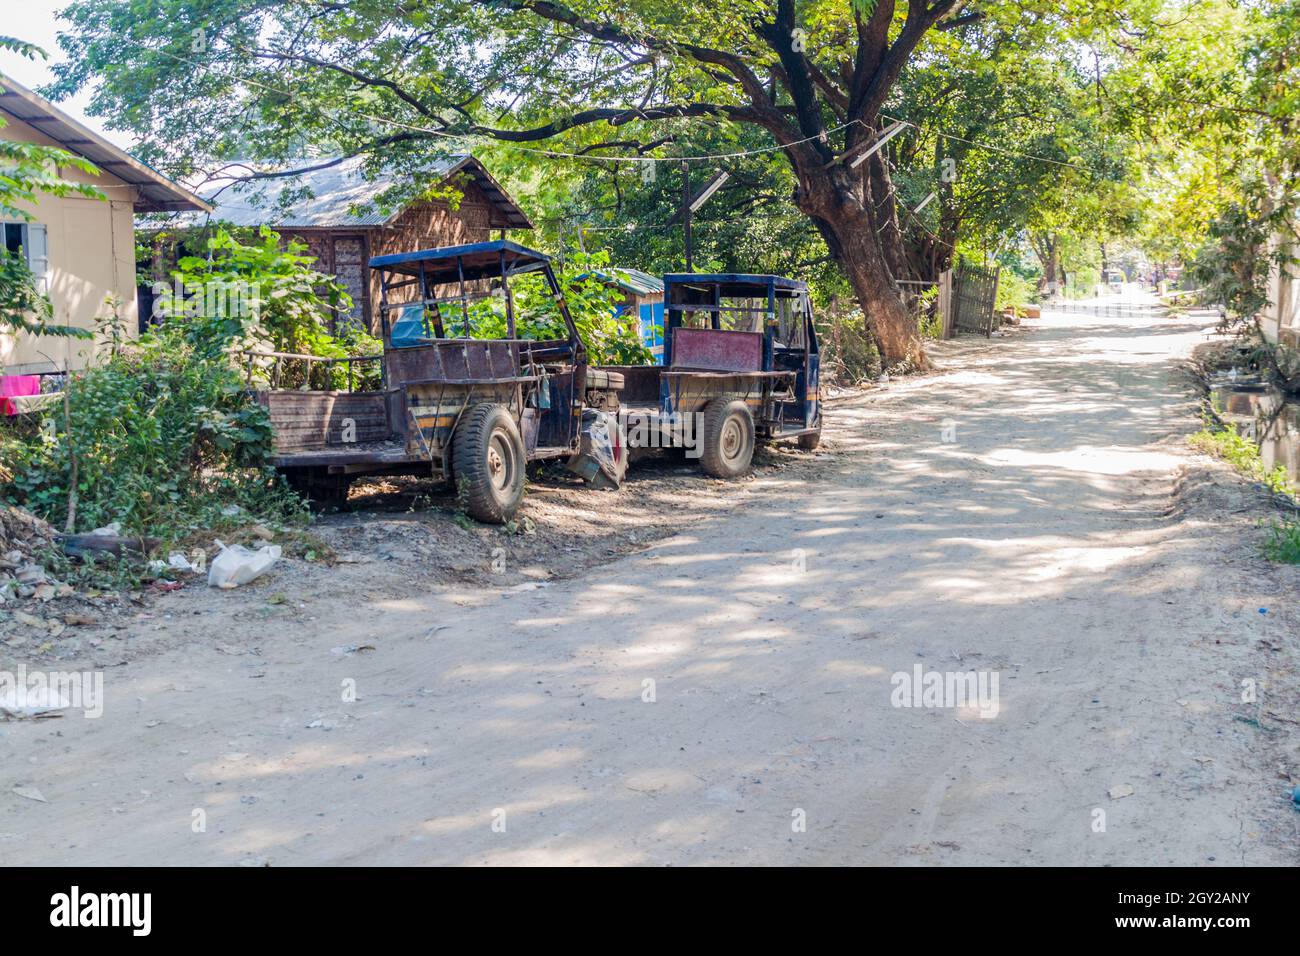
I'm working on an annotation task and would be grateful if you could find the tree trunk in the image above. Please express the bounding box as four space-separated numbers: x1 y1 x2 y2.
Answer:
794 164 928 370
868 151 910 284
1032 233 1063 297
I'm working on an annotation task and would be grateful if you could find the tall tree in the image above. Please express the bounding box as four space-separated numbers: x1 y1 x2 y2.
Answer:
52 0 1094 367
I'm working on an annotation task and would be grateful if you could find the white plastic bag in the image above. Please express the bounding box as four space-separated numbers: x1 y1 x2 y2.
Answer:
207 540 281 589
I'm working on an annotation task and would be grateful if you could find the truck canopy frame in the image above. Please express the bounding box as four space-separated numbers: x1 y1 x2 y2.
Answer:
372 239 581 350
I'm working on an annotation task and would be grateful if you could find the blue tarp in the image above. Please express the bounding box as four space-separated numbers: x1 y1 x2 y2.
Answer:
390 304 430 348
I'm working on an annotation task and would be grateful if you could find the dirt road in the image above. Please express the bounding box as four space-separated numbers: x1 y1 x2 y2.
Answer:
5 294 1298 865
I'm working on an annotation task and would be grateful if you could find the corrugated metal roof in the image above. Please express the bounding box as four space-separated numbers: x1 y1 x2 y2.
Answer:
0 74 211 213
596 268 664 296
190 154 532 229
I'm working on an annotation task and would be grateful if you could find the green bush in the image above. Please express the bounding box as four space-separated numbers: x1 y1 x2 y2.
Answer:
4 322 304 543
1262 515 1300 564
462 250 653 365
815 301 880 384
1189 420 1295 498
155 226 382 388
995 271 1036 313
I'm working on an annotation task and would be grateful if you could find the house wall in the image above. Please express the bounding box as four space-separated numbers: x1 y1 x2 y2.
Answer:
0 111 141 374
250 180 500 338
274 229 372 333
1260 230 1299 348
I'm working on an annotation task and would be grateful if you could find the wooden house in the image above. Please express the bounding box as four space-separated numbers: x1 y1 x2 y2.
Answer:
176 154 532 334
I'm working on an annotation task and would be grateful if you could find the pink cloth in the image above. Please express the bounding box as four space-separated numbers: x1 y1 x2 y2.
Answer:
1 375 41 416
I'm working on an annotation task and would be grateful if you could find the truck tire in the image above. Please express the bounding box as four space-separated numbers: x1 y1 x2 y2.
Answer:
700 399 756 478
453 403 525 523
797 425 822 451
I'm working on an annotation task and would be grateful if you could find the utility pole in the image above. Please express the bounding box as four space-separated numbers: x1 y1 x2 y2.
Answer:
681 160 693 271
676 166 729 272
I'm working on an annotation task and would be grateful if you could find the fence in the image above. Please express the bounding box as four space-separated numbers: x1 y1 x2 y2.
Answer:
939 260 1001 338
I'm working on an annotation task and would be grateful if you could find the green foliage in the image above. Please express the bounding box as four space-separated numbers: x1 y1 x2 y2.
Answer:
1190 420 1295 498
0 129 103 224
3 322 305 544
156 226 350 354
0 37 103 219
994 271 1035 313
463 249 653 364
1262 515 1300 564
1189 198 1275 332
153 225 381 387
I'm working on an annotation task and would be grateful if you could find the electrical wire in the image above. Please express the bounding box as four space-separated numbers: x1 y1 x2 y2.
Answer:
140 42 855 165
881 113 1088 171
137 42 1086 172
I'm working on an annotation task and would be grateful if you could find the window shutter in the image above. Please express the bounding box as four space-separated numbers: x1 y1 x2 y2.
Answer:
25 224 49 293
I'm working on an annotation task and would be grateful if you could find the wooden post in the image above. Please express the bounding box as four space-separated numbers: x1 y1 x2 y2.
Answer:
987 266 1001 337
938 270 953 339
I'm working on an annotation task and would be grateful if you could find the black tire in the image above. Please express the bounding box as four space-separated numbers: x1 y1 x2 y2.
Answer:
699 399 756 478
797 426 822 451
452 403 526 523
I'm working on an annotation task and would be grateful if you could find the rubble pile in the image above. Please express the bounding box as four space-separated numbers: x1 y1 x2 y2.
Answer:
0 505 68 606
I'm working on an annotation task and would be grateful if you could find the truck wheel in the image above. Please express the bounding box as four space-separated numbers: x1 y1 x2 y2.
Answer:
700 399 756 478
453 404 525 523
797 426 822 451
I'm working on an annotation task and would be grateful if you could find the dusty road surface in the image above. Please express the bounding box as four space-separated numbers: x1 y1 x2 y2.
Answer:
4 293 1299 865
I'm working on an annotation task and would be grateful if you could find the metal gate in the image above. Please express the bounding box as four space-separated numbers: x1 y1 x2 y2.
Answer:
942 260 1001 338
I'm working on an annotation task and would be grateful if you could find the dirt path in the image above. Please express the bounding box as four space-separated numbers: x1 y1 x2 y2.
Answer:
4 293 1298 865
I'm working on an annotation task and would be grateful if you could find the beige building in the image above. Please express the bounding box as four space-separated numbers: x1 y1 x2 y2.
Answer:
1260 224 1299 349
0 75 209 374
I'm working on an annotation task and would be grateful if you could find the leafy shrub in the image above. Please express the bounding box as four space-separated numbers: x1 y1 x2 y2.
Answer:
995 271 1036 313
461 250 653 365
1262 515 1300 564
1189 197 1275 333
816 300 880 384
0 250 92 339
1189 420 1295 498
154 226 380 387
4 322 304 543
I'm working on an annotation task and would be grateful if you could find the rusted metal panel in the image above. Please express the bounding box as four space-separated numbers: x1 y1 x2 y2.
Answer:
385 340 522 386
596 365 660 404
661 371 780 416
259 391 389 452
670 328 763 372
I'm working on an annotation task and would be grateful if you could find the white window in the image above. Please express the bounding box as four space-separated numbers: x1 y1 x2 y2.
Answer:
2 221 49 292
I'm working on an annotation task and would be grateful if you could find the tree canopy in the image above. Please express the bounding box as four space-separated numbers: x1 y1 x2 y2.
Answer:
38 0 1300 361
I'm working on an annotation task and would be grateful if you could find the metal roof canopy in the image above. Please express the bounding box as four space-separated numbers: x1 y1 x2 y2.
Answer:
189 154 532 229
0 74 212 213
370 239 550 284
664 273 809 298
578 268 664 297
